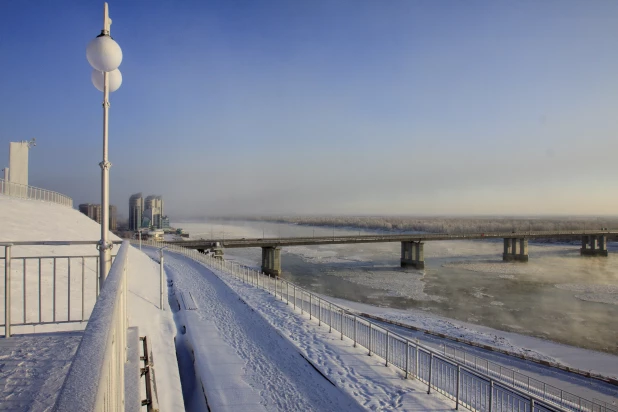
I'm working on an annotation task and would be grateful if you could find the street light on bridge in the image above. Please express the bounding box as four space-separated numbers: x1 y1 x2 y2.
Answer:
86 2 123 288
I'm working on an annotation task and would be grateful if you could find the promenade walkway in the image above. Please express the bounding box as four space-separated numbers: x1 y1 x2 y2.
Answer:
156 249 455 411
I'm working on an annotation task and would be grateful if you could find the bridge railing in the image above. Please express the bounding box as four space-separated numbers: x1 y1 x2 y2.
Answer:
1 241 120 337
54 241 130 411
137 239 617 412
0 178 73 208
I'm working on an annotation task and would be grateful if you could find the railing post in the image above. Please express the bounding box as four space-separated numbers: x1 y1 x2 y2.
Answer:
340 309 344 340
53 258 57 322
405 340 408 377
353 316 357 347
368 323 372 356
293 285 296 310
456 365 460 409
81 257 85 322
329 303 332 333
427 352 433 394
23 259 26 324
4 245 11 338
286 282 288 304
159 251 164 310
38 258 42 323
385 331 389 366
530 398 534 412
318 297 321 326
489 379 493 412
124 254 128 362
309 294 312 319
414 338 419 379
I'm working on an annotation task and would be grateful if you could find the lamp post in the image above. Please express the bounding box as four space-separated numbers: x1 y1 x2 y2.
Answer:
87 2 123 289
158 247 167 310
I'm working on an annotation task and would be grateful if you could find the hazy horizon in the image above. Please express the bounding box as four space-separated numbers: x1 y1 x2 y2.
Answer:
2 1 618 218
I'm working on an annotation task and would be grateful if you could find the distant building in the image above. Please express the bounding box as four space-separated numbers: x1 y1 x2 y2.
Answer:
109 205 117 231
144 195 164 229
8 139 36 186
129 193 143 231
79 203 100 223
79 203 117 230
130 193 169 230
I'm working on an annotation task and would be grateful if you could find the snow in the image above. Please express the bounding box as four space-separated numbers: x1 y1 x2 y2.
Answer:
0 195 183 410
150 249 365 411
152 248 457 411
0 331 82 411
126 246 184 411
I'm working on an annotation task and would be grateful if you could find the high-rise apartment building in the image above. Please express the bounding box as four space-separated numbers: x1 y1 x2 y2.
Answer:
144 195 165 229
129 193 144 231
79 203 100 223
79 203 117 230
109 205 117 231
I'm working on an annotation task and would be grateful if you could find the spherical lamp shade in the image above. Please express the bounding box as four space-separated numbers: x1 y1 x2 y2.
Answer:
91 68 122 92
86 35 123 72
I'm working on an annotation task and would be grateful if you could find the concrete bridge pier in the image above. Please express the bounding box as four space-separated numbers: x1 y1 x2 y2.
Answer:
261 246 282 276
581 235 608 256
503 238 528 262
400 241 425 269
211 246 224 260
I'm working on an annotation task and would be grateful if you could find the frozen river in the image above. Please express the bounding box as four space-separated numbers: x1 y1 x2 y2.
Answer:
174 220 618 355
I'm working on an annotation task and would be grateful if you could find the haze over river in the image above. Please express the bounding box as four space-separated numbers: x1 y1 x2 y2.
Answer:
174 220 618 355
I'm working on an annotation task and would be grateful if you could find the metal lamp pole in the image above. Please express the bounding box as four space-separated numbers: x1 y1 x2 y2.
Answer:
159 247 167 310
99 38 111 288
87 2 123 289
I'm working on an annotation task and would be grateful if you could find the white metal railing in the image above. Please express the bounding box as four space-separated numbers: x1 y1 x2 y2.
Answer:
54 240 129 411
139 240 603 412
440 343 617 412
1 241 120 337
0 178 73 208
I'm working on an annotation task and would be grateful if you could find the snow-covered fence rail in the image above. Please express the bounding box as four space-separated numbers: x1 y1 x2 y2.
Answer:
440 343 617 412
54 241 130 412
359 313 618 389
138 240 593 412
0 178 73 208
1 240 121 337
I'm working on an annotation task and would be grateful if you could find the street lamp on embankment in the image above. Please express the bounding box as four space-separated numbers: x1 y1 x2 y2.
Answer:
86 2 123 288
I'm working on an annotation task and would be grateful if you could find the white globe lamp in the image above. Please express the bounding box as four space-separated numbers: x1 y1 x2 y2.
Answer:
91 68 122 92
86 35 123 72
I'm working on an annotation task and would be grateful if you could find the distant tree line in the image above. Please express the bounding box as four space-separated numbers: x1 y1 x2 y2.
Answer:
210 215 618 234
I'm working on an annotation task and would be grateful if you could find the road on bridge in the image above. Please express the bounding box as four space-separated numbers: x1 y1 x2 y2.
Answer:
171 229 618 249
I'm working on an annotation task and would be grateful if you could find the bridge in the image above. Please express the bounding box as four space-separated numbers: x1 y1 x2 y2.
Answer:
169 230 616 276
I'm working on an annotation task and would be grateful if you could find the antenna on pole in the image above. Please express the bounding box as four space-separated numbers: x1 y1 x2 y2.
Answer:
103 2 111 34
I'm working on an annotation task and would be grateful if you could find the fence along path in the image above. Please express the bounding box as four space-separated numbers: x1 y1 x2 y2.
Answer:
360 314 617 411
139 240 615 412
1 241 119 336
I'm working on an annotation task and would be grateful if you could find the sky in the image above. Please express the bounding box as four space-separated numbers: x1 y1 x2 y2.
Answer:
1 0 618 219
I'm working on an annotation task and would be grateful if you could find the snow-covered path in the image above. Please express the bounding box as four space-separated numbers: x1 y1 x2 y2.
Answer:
156 249 455 411
0 331 81 411
160 250 362 411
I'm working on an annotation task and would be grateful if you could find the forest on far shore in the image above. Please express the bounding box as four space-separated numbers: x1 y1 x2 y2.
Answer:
211 215 618 234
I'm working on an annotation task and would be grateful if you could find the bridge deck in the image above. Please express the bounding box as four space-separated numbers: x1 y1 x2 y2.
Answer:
170 230 618 249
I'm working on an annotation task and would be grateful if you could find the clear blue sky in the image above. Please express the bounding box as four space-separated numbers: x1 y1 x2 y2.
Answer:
1 0 618 218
